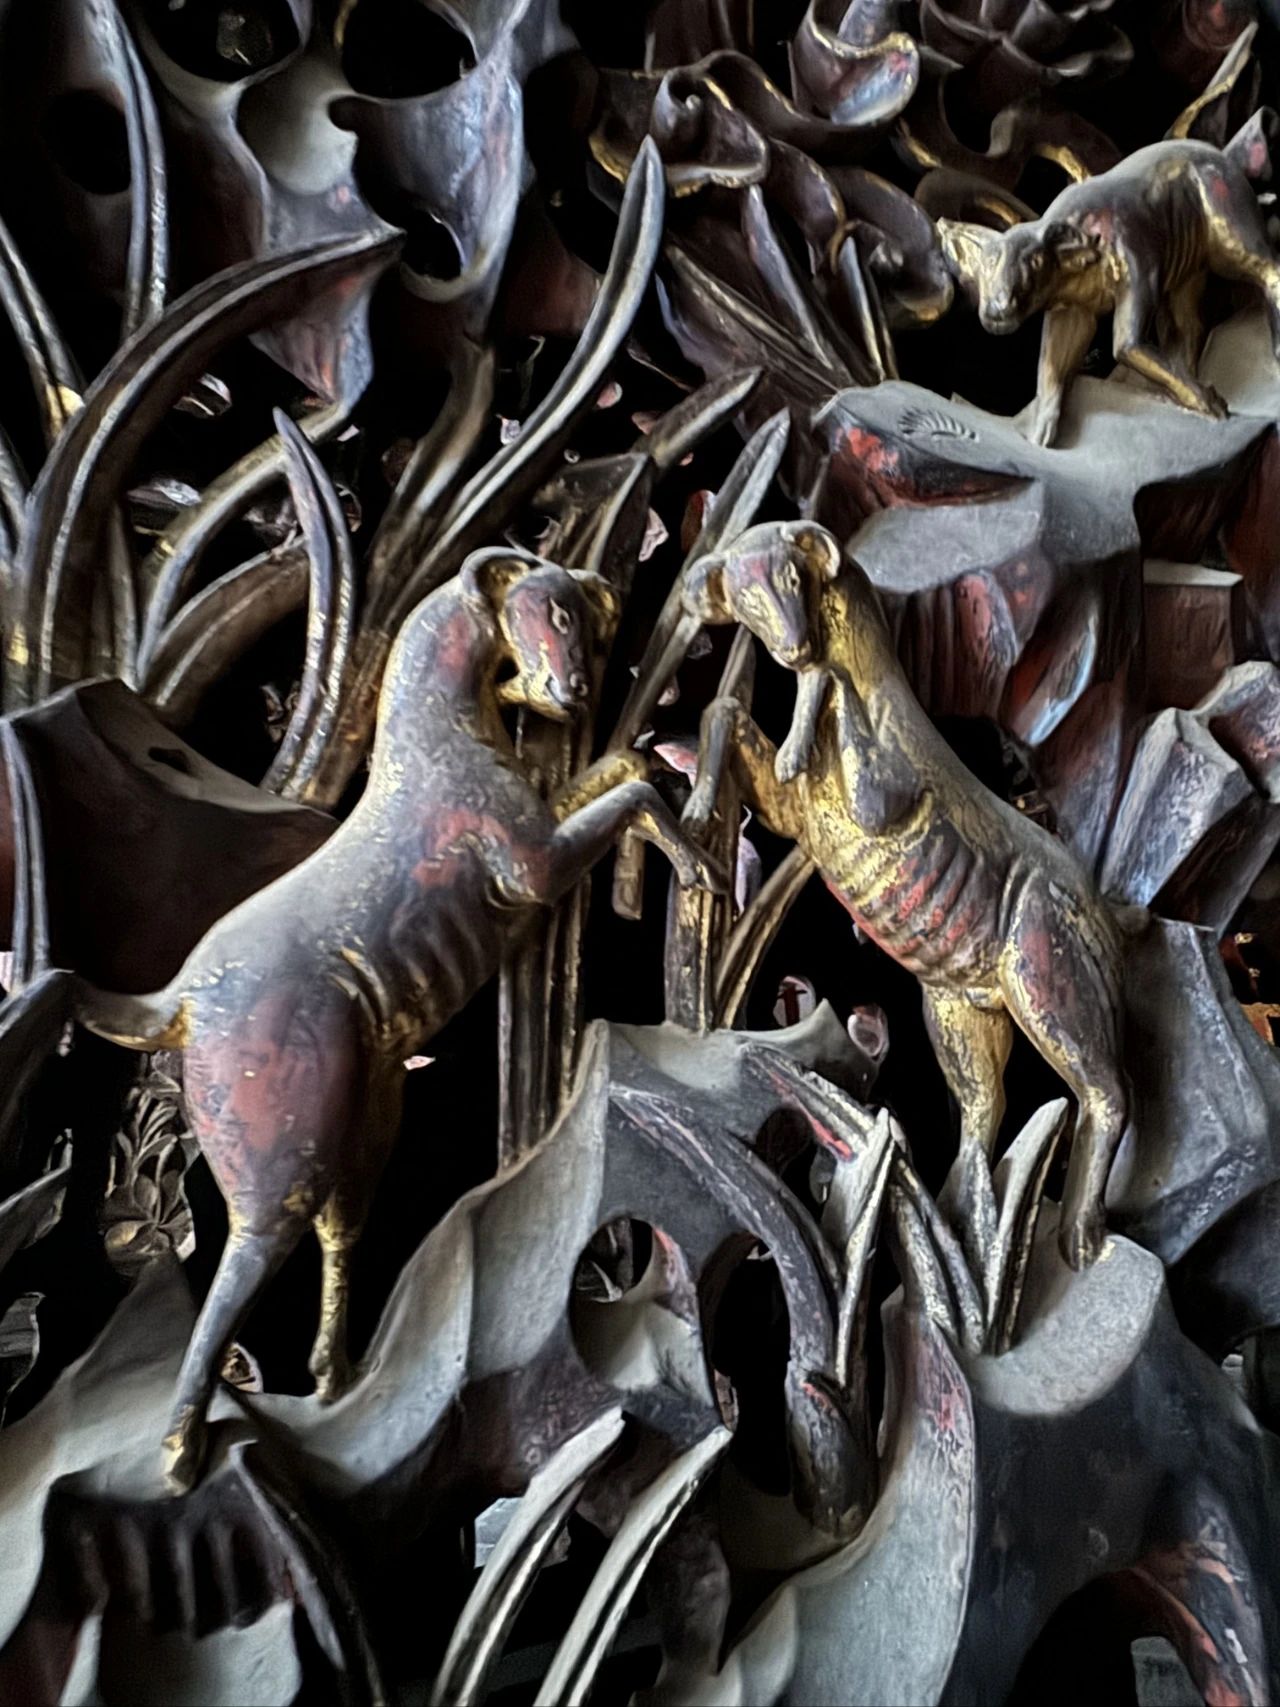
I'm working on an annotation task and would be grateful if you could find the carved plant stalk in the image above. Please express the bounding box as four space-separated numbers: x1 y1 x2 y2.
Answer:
302 141 669 813
497 370 768 1162
665 626 753 1028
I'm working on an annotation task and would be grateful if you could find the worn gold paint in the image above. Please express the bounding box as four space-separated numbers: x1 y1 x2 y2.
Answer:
1034 143 1092 183
939 138 1280 446
684 522 1128 1270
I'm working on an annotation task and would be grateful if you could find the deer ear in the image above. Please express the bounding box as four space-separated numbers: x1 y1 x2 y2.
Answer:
936 218 1005 283
1044 220 1101 272
682 553 731 624
460 550 533 615
792 525 842 580
571 569 623 634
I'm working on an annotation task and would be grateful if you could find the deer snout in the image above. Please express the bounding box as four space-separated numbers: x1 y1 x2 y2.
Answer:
775 637 814 670
979 294 1019 334
568 669 590 701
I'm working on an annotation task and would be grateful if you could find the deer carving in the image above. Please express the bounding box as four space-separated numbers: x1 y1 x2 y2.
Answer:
78 550 724 1491
939 136 1280 447
681 521 1128 1273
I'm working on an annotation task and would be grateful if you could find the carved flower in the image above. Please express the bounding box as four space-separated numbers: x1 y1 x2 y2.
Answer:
101 1064 197 1279
920 0 1132 115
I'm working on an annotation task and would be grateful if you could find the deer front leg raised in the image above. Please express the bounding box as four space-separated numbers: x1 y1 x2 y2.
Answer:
554 780 729 898
687 697 806 844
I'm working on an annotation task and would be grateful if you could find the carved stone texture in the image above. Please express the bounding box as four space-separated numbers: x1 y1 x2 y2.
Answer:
1142 560 1243 711
807 375 1269 867
706 1226 1280 1706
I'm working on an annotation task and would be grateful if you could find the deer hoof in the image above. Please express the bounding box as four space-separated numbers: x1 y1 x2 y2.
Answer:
161 1407 206 1496
312 1363 353 1404
1058 1204 1107 1271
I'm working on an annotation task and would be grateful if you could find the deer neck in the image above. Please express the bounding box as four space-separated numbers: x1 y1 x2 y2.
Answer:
374 587 509 761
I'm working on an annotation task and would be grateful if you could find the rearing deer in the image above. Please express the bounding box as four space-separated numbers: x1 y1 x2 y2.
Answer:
681 521 1127 1273
79 550 724 1492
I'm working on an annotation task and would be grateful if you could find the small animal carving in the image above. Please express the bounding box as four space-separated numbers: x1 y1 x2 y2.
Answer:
79 551 725 1492
938 137 1280 447
681 521 1128 1272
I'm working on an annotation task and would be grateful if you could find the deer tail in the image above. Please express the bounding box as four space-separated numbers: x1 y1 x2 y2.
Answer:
74 978 189 1051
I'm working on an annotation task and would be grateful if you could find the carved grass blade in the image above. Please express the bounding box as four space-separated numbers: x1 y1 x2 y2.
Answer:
0 725 49 989
744 1047 986 1350
16 229 398 705
0 214 81 451
116 7 169 338
823 1106 897 1395
610 407 789 752
988 1099 1068 1354
136 401 350 683
305 141 666 810
143 544 308 727
631 366 761 471
364 344 497 620
431 1410 626 1707
539 1429 731 1706
713 844 816 1026
0 1165 69 1277
263 414 357 800
382 137 667 632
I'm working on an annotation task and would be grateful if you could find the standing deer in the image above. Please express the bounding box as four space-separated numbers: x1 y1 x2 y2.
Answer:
79 550 724 1491
681 521 1128 1272
939 135 1280 447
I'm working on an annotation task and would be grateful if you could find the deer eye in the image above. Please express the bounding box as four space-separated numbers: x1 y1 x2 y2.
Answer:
1027 251 1044 274
549 600 573 635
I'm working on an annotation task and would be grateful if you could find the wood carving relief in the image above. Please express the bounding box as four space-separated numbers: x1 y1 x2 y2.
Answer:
0 3 1278 1704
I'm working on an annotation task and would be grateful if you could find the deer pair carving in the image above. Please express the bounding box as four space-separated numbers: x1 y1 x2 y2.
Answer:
79 550 724 1491
680 521 1129 1275
79 519 1129 1493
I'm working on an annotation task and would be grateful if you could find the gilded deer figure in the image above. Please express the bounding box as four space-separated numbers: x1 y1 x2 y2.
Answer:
682 521 1127 1271
80 550 724 1490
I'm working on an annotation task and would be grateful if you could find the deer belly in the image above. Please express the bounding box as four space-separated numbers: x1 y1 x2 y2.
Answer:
820 823 1000 985
382 877 509 1044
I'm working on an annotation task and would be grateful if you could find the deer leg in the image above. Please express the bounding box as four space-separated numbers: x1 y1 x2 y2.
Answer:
1206 224 1280 363
1114 272 1226 416
308 1073 403 1402
921 984 1013 1159
164 1210 310 1493
1000 885 1127 1270
310 1205 358 1403
551 750 648 820
1164 275 1207 375
548 779 728 899
1030 305 1097 447
686 698 805 842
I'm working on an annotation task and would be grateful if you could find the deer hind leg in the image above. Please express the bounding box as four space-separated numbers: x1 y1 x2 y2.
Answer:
1163 276 1207 377
1201 184 1280 360
164 1208 310 1493
999 884 1127 1271
308 1072 404 1402
1113 268 1226 416
921 984 1013 1159
310 1204 359 1403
